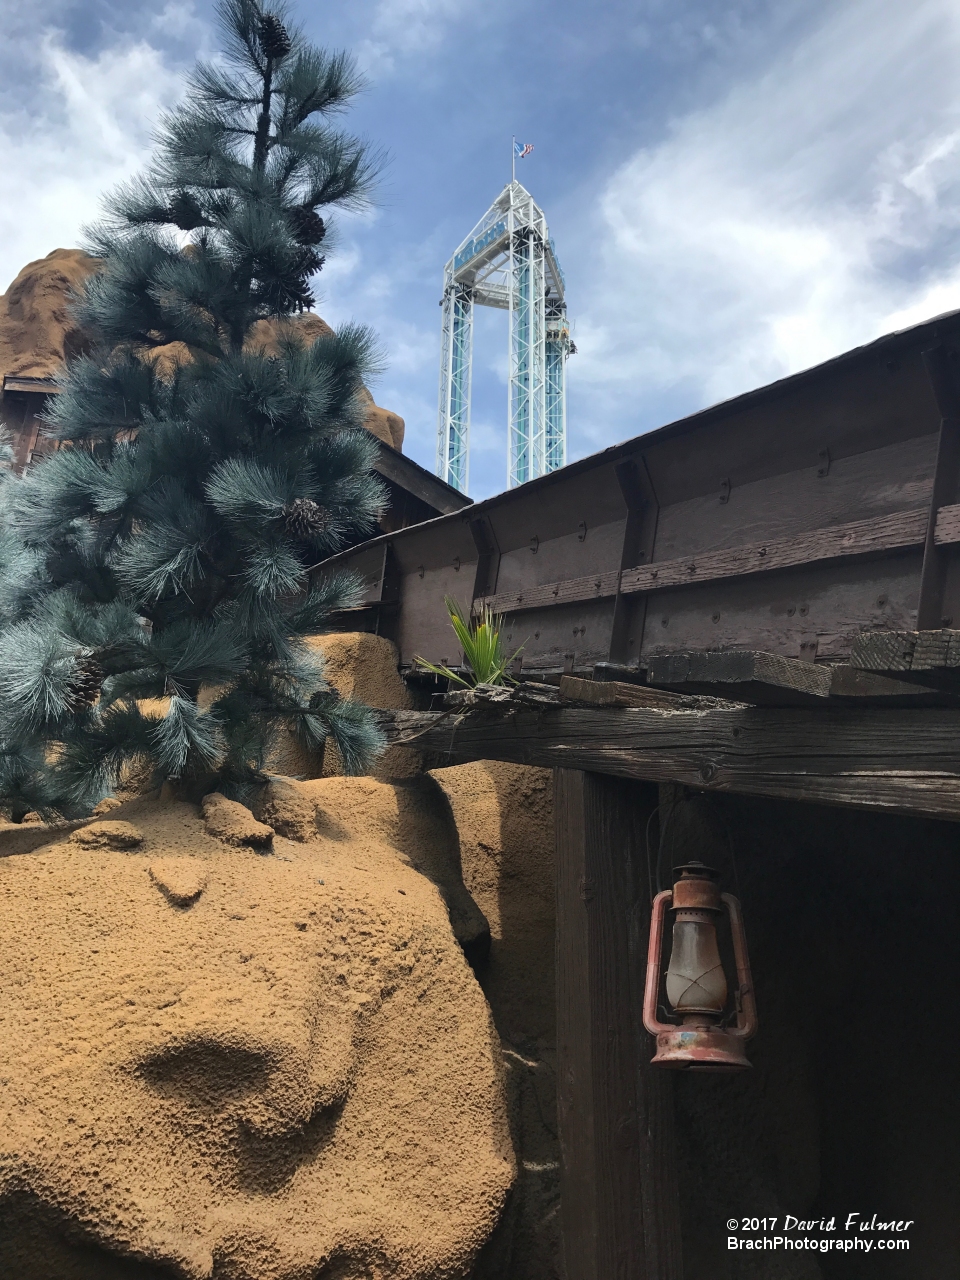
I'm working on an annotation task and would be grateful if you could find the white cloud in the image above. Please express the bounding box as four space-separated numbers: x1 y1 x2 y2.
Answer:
573 0 960 444
0 31 185 291
356 0 475 77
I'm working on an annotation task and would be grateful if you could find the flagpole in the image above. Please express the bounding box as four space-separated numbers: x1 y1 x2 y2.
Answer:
512 135 516 184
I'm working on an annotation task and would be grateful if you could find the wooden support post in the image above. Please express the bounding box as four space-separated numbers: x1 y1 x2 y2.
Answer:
917 346 960 628
555 769 683 1280
609 457 659 666
374 542 402 644
469 515 500 603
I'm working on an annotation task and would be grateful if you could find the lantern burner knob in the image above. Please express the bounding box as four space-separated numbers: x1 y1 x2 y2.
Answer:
673 860 718 880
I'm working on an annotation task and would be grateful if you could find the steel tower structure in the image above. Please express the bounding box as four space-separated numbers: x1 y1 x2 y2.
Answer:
437 181 572 492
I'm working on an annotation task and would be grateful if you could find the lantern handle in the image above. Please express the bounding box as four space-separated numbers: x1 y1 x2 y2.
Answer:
642 890 675 1035
722 892 758 1041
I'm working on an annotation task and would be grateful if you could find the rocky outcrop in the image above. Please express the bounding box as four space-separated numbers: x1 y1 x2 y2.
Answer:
433 762 559 1280
0 248 98 380
0 786 513 1279
288 632 421 781
0 249 405 455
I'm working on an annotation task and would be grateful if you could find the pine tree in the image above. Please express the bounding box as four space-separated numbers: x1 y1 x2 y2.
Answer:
0 0 388 818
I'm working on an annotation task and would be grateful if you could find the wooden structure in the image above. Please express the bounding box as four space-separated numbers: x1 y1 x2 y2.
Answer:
319 309 960 678
325 311 960 1279
386 669 960 1277
1 374 471 539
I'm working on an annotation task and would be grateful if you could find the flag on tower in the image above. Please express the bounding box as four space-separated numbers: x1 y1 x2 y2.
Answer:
514 141 534 159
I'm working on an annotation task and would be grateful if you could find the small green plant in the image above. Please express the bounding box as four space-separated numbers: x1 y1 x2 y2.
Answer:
415 597 523 688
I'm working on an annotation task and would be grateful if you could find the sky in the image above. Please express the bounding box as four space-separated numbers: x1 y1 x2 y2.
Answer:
3 0 960 498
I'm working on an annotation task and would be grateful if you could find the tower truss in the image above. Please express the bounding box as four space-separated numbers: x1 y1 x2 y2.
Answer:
437 181 572 492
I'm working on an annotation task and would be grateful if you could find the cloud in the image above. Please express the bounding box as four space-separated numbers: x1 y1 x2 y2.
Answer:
572 0 960 448
356 0 483 78
0 27 186 291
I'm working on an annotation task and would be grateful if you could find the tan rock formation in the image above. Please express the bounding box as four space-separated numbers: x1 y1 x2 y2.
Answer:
297 633 420 781
308 632 413 712
0 249 404 452
0 248 98 380
297 774 491 963
200 791 275 849
356 385 405 452
0 786 513 1279
432 763 559 1279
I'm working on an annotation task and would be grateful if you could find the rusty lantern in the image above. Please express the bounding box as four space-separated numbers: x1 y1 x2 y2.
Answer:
642 861 758 1071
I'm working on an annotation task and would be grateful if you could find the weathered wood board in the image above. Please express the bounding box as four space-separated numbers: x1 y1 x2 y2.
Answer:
389 703 960 821
555 770 682 1280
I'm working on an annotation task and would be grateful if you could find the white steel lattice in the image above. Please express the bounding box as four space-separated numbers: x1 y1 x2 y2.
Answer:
436 181 572 492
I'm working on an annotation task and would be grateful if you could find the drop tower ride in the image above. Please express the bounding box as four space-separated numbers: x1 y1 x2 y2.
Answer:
436 181 572 493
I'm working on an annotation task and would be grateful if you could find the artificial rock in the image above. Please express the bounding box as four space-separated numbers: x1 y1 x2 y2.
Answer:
0 786 513 1279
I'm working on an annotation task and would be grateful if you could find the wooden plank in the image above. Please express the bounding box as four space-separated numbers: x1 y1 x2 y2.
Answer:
555 769 682 1280
826 664 947 702
559 674 742 711
620 507 929 595
2 375 59 395
645 649 832 704
651 432 937 563
480 567 622 615
640 553 923 665
849 628 960 688
477 507 931 616
373 443 472 515
390 704 960 820
934 501 960 545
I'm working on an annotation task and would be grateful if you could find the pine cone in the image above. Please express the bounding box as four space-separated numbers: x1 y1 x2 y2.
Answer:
309 687 340 710
283 498 331 538
288 207 326 246
259 13 292 60
168 190 205 231
63 655 104 713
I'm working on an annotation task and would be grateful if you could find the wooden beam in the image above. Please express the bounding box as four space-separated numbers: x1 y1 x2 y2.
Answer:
555 769 682 1280
620 507 930 597
646 649 831 705
559 674 742 711
388 703 960 820
2 375 59 395
372 443 471 514
826 663 948 703
850 628 960 689
478 567 621 615
476 506 937 616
